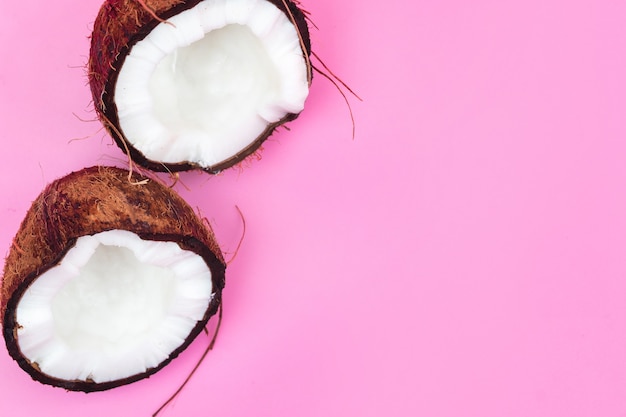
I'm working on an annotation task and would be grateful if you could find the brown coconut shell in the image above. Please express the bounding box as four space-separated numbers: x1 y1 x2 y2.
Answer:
1 166 226 392
88 0 312 174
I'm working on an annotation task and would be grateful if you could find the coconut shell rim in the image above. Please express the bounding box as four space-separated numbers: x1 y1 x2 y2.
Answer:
3 237 223 391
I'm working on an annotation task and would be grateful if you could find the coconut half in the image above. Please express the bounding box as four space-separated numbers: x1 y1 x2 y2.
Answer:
1 166 226 391
89 0 312 173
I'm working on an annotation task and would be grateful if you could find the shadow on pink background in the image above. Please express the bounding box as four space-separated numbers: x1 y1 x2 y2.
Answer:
1 1 626 416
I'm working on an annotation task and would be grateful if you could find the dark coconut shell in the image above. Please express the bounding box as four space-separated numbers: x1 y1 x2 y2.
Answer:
88 0 312 174
1 166 226 392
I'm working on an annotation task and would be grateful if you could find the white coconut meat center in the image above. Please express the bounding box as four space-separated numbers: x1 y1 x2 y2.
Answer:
115 0 310 168
15 230 214 384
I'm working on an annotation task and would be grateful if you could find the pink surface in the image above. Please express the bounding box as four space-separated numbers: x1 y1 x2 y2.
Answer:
1 0 626 416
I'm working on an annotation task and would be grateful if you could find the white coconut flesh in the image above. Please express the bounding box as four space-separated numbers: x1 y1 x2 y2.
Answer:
14 230 214 384
115 0 310 168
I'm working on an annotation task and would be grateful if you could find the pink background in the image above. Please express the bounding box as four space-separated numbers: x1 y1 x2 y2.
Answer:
1 0 626 416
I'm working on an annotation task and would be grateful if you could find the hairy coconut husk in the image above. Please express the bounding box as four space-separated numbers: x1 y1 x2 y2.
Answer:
1 166 226 391
88 0 312 173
